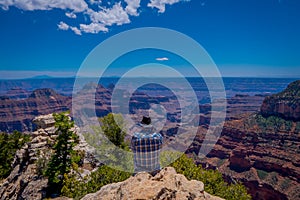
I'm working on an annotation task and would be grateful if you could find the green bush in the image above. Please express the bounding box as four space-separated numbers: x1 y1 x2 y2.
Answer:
257 169 268 180
284 120 292 131
0 131 30 180
254 114 267 131
99 113 128 149
295 122 300 133
255 114 294 133
84 113 133 172
169 154 251 200
280 178 291 190
61 165 131 199
160 150 183 167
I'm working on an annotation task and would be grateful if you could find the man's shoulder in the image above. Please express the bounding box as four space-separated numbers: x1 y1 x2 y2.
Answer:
133 132 143 138
132 132 162 139
152 132 163 139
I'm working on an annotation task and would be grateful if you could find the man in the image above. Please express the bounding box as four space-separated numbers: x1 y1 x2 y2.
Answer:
131 116 163 175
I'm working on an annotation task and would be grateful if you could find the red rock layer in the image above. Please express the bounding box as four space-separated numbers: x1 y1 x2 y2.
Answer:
188 117 300 200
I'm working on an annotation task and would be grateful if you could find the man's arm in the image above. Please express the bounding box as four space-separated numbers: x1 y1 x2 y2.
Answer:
131 135 136 152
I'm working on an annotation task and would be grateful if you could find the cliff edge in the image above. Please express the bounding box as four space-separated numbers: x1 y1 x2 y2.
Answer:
261 80 300 121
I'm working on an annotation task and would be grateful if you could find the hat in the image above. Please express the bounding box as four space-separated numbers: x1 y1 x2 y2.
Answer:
141 116 151 125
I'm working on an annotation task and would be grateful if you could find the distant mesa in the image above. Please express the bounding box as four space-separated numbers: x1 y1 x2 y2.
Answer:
261 80 300 121
28 75 54 79
29 88 61 98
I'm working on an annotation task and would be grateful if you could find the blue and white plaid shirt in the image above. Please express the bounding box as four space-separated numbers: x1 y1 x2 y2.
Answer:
131 124 163 173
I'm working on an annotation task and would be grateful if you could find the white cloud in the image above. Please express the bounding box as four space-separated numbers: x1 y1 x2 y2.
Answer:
65 12 77 18
75 2 130 34
0 0 88 12
0 0 190 35
58 21 81 35
125 0 140 16
148 0 188 13
79 22 108 34
58 21 69 30
70 26 82 35
87 3 130 26
156 57 169 61
89 0 101 5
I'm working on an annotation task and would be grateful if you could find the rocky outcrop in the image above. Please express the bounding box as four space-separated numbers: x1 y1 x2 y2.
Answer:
261 80 300 121
81 167 223 200
0 114 100 200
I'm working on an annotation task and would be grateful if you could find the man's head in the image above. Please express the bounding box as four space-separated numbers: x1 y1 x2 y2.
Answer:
141 116 151 125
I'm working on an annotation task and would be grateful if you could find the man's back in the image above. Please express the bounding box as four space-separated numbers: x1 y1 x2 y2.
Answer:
131 124 163 173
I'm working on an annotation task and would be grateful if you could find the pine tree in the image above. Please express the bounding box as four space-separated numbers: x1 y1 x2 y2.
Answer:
99 113 127 149
45 112 79 195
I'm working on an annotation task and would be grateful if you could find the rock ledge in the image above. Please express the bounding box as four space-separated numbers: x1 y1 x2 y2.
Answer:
81 167 223 200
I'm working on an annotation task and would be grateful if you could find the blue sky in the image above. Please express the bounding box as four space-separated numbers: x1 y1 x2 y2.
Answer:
0 0 300 78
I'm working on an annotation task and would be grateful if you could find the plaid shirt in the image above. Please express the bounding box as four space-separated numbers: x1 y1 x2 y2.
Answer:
131 125 163 173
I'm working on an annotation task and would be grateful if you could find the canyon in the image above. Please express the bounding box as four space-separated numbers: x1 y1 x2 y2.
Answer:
0 79 299 199
187 81 300 200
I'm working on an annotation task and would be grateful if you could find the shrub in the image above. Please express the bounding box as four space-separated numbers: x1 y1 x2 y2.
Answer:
280 178 291 190
0 131 30 179
99 113 128 149
169 154 251 200
61 165 131 199
284 120 292 131
84 113 133 172
295 122 300 133
255 114 293 133
257 169 268 180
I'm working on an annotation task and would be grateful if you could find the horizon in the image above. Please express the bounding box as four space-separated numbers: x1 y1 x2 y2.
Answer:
0 74 300 81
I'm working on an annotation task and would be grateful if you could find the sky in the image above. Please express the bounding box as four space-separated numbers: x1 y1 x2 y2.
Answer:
0 0 300 79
